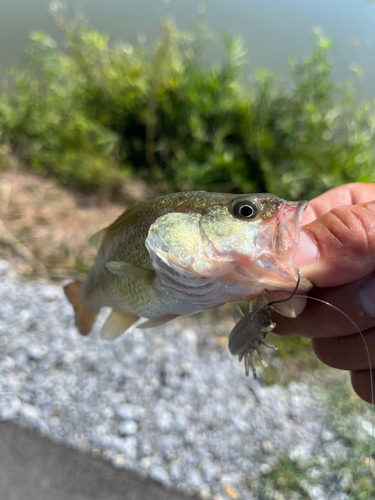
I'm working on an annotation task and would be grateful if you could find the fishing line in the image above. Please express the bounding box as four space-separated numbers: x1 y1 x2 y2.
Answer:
294 295 374 410
267 268 374 474
296 293 375 479
268 269 373 410
267 270 301 307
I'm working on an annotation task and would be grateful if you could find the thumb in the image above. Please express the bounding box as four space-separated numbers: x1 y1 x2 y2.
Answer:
295 200 375 288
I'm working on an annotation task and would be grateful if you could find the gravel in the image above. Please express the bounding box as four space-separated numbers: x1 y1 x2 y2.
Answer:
0 260 367 500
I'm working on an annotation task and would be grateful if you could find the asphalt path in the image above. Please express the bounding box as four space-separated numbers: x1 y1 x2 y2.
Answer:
0 421 197 500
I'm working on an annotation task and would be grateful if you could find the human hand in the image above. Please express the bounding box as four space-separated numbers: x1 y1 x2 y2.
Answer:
274 183 375 404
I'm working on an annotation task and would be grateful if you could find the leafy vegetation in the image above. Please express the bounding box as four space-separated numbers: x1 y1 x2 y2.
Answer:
0 11 374 198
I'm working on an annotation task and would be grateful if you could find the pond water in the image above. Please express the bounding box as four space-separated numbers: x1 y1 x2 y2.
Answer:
0 0 374 97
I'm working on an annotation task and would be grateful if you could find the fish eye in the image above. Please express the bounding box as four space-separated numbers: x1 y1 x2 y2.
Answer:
232 201 259 220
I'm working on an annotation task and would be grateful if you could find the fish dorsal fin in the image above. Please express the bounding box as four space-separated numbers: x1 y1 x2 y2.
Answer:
137 314 178 329
88 228 108 251
106 261 155 285
100 310 138 340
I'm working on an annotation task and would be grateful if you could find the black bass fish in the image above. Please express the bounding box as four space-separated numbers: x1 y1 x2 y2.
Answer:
64 191 311 340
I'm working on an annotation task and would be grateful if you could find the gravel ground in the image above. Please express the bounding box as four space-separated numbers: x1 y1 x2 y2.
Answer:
0 260 370 500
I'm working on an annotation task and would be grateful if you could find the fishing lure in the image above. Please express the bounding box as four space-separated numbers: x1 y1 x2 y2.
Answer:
228 290 278 378
229 269 375 412
228 270 301 378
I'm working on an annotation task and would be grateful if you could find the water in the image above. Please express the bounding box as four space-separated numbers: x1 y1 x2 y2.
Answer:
0 0 374 97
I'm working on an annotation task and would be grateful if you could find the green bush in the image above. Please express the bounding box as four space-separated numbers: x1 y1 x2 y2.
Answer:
0 10 374 198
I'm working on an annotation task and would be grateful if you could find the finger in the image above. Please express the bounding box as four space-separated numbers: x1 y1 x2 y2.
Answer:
273 274 375 338
301 183 375 224
295 200 375 287
311 329 375 371
350 370 375 405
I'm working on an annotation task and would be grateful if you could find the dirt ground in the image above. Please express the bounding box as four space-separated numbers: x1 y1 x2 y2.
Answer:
0 171 133 280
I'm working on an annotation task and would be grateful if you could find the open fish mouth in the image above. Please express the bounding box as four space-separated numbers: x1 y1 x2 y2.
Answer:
272 200 308 258
225 199 311 293
255 199 311 291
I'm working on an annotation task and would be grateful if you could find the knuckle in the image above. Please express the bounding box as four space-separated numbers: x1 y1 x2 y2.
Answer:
312 337 350 370
324 203 375 259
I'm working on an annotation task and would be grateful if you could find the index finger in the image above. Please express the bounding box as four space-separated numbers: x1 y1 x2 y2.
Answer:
302 182 375 225
296 199 375 288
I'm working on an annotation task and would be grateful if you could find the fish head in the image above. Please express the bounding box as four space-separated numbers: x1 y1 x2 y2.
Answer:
146 192 311 307
200 194 310 291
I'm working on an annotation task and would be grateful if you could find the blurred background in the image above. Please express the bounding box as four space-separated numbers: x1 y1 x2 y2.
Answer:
0 1 375 499
1 0 375 280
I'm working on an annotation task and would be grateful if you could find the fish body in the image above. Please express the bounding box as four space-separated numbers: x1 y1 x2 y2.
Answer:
64 191 311 339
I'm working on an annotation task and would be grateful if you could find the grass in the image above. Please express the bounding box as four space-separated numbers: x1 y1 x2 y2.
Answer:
249 369 375 499
256 455 313 499
261 333 323 386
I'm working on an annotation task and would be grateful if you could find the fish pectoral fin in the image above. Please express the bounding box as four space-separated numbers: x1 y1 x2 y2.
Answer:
106 261 155 284
64 281 98 336
138 314 178 329
88 228 108 251
100 310 139 340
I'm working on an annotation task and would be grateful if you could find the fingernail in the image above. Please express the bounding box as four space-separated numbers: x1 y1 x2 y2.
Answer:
272 295 307 318
295 231 319 267
359 274 375 318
